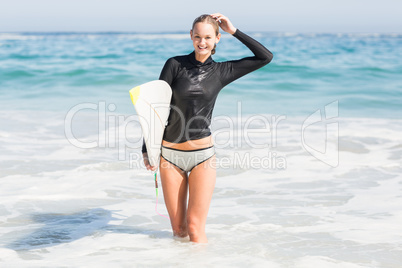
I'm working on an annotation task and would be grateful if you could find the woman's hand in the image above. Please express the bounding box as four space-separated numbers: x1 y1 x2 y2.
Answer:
210 13 237 35
143 153 157 171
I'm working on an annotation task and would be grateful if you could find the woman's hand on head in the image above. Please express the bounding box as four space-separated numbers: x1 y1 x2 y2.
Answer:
143 153 157 171
210 13 237 35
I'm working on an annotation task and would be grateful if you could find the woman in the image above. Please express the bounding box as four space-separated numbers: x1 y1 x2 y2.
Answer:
142 13 273 243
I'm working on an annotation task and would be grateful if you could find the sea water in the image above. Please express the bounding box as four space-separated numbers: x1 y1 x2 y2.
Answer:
0 32 402 267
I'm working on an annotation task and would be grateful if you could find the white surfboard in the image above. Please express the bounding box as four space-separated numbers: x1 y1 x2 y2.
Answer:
129 80 172 167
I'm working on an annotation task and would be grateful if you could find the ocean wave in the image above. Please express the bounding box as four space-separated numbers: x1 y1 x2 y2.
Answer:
0 31 401 118
0 69 37 79
0 33 45 40
0 32 191 41
270 32 402 38
349 66 398 74
1 32 402 42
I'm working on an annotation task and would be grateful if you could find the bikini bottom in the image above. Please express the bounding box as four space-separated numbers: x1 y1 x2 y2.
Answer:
161 145 215 172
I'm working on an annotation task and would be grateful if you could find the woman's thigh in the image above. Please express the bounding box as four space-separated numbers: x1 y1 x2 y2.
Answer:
187 155 216 224
159 157 188 226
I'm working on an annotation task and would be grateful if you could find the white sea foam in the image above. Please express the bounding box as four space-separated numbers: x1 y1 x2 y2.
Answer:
0 32 191 42
0 33 45 41
0 110 402 267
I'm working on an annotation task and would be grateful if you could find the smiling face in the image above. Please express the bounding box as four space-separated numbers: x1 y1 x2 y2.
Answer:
190 22 221 62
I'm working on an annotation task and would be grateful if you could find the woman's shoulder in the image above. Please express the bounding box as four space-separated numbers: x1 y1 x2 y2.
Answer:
162 53 193 70
167 53 190 63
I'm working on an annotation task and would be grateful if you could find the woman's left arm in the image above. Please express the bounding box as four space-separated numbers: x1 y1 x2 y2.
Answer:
211 13 273 63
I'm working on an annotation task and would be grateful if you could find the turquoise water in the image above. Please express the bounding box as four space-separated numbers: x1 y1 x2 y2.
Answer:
1 32 401 118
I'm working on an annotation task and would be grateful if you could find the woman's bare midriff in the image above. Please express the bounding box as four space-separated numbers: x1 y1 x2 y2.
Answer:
162 135 214 151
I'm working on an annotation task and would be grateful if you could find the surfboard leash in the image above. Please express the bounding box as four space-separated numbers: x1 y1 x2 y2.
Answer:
154 171 169 219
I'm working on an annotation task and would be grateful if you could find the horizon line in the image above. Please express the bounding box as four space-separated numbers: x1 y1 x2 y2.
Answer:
1 30 402 35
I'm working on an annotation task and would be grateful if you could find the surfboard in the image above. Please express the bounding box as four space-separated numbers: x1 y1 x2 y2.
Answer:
129 80 172 167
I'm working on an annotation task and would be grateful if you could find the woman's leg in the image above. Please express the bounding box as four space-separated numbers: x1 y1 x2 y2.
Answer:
159 156 189 238
187 155 216 243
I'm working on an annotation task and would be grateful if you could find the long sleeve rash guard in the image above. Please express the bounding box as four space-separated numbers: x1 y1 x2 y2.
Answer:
142 29 273 153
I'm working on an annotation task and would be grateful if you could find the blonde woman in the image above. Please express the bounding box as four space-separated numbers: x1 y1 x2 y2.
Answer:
143 13 273 243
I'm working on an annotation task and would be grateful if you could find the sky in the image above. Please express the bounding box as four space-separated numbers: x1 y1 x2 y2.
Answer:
0 0 401 33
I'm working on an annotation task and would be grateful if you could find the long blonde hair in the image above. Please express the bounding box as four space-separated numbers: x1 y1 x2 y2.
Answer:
192 14 219 55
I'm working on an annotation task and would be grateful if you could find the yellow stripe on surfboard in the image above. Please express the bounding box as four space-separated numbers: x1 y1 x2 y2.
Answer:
129 86 141 105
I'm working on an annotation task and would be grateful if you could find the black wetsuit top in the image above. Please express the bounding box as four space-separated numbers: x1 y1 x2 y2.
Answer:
142 29 273 153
